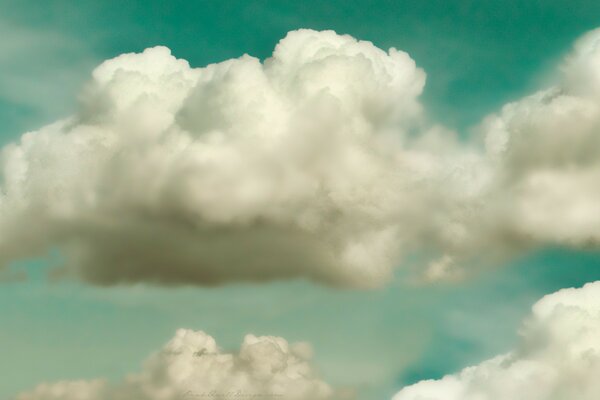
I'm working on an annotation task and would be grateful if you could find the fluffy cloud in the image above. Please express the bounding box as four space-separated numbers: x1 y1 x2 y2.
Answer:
393 281 600 400
0 28 470 288
404 26 600 278
16 329 351 400
477 31 600 247
410 28 600 276
3 28 600 287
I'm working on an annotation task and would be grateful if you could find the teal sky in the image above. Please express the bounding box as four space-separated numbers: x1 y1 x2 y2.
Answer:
2 1 600 399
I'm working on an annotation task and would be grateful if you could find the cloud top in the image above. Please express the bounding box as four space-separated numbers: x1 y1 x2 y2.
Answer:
16 329 349 400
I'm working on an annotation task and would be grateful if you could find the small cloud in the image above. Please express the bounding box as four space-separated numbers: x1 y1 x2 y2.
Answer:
16 329 352 400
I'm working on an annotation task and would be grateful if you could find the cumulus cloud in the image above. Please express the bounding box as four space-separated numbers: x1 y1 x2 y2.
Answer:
16 329 351 400
406 28 600 277
0 28 468 288
3 27 600 287
393 280 600 400
479 31 600 246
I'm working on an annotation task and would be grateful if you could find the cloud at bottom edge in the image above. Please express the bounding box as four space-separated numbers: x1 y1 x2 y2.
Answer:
393 280 600 400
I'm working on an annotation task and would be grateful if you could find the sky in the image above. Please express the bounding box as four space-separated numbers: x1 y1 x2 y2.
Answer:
2 1 600 400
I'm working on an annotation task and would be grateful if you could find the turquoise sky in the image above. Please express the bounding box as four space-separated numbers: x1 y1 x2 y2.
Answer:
2 1 600 399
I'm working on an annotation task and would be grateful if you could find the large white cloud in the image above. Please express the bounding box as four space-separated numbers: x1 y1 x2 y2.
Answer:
3 28 600 287
0 28 473 287
393 281 600 400
16 329 351 400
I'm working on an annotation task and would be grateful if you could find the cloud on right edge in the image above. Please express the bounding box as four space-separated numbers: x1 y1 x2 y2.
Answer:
393 280 600 400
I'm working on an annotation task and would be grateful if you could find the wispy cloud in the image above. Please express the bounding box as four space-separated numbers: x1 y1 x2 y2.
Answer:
0 19 97 141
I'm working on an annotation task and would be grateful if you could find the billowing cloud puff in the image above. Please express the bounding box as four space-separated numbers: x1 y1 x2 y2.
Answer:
3 27 600 287
410 27 600 275
0 28 468 288
16 329 350 400
393 281 600 400
477 31 600 247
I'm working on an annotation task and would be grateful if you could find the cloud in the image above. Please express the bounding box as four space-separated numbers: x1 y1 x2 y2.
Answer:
410 27 600 277
477 29 600 247
0 28 448 288
393 281 600 400
2 28 600 287
16 329 352 400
